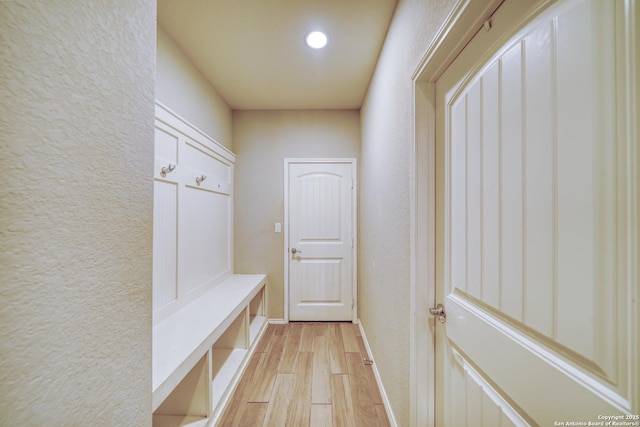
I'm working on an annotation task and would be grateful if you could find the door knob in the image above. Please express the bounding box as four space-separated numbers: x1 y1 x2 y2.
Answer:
429 303 446 323
291 248 302 254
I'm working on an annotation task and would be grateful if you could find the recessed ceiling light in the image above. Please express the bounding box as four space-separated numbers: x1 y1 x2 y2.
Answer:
305 31 328 49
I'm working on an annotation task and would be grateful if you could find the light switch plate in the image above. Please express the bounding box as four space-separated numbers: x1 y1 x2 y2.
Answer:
275 223 282 233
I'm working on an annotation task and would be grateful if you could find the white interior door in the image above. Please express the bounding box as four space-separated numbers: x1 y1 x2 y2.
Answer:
434 0 639 425
286 159 356 321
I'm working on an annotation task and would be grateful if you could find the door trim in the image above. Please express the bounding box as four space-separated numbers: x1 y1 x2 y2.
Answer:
410 0 547 425
410 3 503 424
283 158 358 323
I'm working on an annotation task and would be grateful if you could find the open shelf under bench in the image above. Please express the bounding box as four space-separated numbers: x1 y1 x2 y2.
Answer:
152 274 267 426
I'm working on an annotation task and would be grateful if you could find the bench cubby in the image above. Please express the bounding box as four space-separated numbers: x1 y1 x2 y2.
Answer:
211 308 248 416
152 354 209 427
249 287 266 343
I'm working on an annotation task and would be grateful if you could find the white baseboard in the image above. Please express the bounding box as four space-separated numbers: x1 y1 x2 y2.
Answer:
267 318 287 324
357 320 399 427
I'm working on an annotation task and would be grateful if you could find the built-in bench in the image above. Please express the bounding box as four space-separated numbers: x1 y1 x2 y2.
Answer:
152 274 268 427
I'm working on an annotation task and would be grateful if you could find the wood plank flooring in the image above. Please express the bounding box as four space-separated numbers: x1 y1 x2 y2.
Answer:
218 322 391 427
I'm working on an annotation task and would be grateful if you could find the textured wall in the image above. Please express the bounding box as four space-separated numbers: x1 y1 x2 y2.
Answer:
156 26 233 150
359 0 457 425
0 1 155 425
233 110 360 319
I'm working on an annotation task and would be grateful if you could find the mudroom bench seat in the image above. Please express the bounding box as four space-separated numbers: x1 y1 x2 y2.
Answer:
152 274 268 426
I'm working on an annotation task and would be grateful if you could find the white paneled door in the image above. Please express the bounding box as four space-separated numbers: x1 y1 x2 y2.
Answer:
286 160 356 321
435 0 638 425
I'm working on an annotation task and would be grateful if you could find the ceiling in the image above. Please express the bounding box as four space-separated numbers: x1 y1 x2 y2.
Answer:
157 0 399 110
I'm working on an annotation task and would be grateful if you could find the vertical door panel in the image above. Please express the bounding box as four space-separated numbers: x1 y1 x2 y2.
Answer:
466 83 482 301
298 260 342 302
499 41 525 323
298 174 342 240
446 346 530 427
523 18 555 338
481 62 501 310
450 101 467 297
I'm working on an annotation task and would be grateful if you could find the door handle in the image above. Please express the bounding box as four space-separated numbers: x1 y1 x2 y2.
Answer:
429 303 446 323
291 248 302 254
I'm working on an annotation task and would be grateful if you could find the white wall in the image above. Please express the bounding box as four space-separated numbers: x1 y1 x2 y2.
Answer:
0 1 155 425
359 0 457 425
156 26 233 149
233 110 360 319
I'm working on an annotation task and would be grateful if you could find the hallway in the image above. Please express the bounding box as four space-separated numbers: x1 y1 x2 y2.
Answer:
219 322 391 426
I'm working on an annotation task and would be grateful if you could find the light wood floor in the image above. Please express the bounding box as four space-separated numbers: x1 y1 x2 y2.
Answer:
218 322 391 427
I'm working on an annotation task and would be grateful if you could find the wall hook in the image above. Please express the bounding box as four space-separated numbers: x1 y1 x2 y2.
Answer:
195 175 207 185
160 163 176 177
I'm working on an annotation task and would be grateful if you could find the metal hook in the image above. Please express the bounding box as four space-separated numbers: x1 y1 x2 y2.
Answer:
195 175 207 185
160 163 176 177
